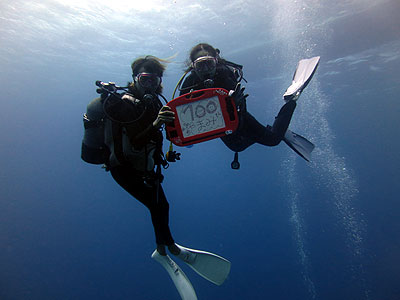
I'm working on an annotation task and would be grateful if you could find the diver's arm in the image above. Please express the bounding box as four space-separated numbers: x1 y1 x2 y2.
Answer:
131 106 174 148
131 124 160 148
219 67 239 90
152 106 175 128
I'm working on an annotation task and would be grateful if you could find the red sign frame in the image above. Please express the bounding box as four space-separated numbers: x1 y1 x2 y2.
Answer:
166 88 238 146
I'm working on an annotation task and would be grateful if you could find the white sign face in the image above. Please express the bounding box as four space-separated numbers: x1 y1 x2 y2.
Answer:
176 96 226 138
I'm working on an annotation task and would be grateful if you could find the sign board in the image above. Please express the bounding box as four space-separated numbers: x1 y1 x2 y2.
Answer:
166 88 238 146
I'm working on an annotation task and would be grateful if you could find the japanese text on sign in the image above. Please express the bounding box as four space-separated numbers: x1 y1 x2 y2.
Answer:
176 96 226 138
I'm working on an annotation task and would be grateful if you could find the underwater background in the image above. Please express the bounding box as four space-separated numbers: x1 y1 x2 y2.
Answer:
1 0 400 299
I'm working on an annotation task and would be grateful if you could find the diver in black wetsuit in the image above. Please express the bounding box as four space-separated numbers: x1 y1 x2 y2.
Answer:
179 43 297 155
81 56 180 255
82 56 233 297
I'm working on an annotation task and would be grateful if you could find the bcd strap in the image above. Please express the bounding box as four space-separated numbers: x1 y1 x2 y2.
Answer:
83 114 104 129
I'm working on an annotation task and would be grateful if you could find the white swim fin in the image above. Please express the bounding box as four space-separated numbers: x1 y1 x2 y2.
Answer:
283 129 315 162
151 250 197 300
283 56 320 101
175 244 231 286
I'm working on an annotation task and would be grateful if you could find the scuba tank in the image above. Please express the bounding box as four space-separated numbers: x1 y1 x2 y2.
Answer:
81 81 130 165
81 96 108 164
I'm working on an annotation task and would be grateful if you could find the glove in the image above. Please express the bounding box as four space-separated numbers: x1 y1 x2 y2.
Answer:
153 105 175 128
229 83 248 108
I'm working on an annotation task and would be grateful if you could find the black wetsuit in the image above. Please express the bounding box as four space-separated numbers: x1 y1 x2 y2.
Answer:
105 94 175 246
110 166 174 245
180 65 296 152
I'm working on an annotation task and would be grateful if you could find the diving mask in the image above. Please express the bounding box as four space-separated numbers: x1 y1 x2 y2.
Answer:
135 72 162 92
192 56 217 79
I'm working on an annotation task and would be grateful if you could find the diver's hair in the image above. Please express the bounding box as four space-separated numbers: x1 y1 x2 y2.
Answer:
131 55 168 76
184 43 227 72
129 55 170 95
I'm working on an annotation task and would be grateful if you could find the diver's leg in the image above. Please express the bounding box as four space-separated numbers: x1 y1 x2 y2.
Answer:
221 111 275 152
152 186 175 246
221 100 296 151
239 112 282 147
270 100 296 140
240 100 296 147
110 166 174 247
220 111 261 152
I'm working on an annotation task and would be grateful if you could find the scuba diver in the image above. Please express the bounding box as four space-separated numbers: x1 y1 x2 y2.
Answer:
177 43 319 168
81 55 230 300
82 55 179 255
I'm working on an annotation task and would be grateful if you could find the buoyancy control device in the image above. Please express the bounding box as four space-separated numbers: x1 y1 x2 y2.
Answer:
81 81 166 171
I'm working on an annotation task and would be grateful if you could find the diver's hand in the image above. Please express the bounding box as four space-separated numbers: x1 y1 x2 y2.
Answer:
153 105 175 128
229 83 248 107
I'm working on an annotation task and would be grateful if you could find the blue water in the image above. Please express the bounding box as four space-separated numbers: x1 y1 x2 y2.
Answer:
1 1 400 299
